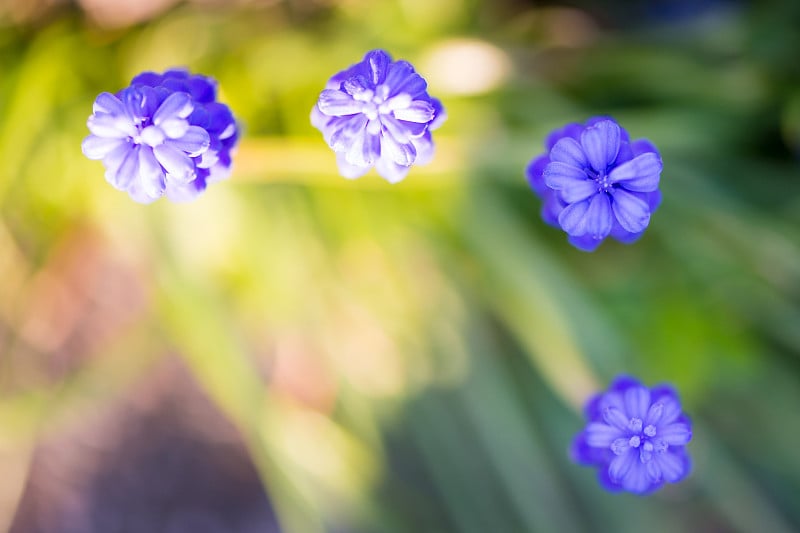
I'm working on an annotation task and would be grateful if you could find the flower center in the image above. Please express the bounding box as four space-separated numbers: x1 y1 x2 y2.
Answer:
135 125 165 147
610 417 667 463
586 168 614 193
346 78 411 124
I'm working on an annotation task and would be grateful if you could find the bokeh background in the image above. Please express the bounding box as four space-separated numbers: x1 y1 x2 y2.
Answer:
0 0 799 531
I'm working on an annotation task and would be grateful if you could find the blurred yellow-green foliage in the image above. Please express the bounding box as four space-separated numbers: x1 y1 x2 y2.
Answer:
1 0 800 531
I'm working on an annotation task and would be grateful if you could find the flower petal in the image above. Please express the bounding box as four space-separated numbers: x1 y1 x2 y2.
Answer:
345 128 381 167
609 376 643 393
608 152 662 192
610 437 631 455
166 126 210 156
153 92 193 125
654 451 690 483
561 182 598 204
343 76 372 98
543 162 585 188
567 192 612 239
375 153 411 183
159 118 190 140
138 146 166 198
580 120 620 173
335 153 371 179
131 71 164 87
612 189 651 233
383 61 427 98
570 433 608 465
558 199 590 236
326 116 361 151
597 467 625 493
318 90 362 117
165 177 206 202
206 161 232 183
526 155 549 196
646 459 662 482
588 193 613 238
623 386 651 420
411 132 435 165
545 123 583 150
608 449 636 483
542 192 566 228
154 143 196 183
381 115 424 143
584 423 624 447
645 402 665 426
567 234 603 251
544 163 597 203
658 423 692 446
93 92 127 116
428 97 447 130
549 137 588 168
128 175 163 204
186 75 217 103
609 219 644 244
651 390 683 426
365 49 391 85
380 130 416 166
106 144 139 191
621 461 653 494
602 407 630 430
631 138 659 157
122 86 159 122
197 148 219 169
87 113 136 139
207 106 236 139
82 135 126 160
392 100 435 123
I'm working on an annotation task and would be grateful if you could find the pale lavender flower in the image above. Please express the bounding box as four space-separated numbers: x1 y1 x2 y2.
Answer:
311 49 445 183
82 69 239 203
526 117 662 251
571 375 693 495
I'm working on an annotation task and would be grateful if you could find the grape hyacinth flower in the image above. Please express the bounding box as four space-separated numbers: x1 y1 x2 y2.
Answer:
311 49 446 183
571 375 693 495
82 69 239 203
526 117 662 251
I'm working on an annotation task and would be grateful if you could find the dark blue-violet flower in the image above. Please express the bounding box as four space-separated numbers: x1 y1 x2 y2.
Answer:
526 117 662 251
571 375 693 495
82 69 239 203
311 49 446 183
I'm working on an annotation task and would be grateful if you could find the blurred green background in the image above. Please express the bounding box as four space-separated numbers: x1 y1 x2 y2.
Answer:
0 0 799 531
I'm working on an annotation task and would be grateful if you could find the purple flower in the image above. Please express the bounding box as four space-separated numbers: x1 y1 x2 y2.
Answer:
311 49 446 183
82 69 239 203
571 375 693 495
526 117 663 251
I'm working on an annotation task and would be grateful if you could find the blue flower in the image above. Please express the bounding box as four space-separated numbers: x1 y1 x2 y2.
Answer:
82 69 239 203
571 375 693 495
311 49 446 183
526 117 662 251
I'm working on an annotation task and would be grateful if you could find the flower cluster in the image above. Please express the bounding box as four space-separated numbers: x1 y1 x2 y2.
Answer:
571 375 693 494
82 69 239 203
526 117 663 251
78 54 695 499
311 49 445 183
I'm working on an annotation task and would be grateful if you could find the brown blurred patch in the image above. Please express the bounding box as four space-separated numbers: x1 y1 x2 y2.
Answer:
269 332 337 413
9 356 281 533
78 0 180 28
4 226 148 395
